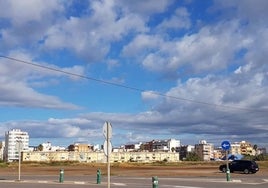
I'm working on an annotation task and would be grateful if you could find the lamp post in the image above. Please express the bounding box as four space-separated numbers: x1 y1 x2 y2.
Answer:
16 138 23 181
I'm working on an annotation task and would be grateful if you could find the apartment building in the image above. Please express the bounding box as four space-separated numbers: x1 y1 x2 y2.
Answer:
124 139 180 152
4 129 29 162
152 139 180 152
230 142 241 155
240 141 255 155
195 140 214 161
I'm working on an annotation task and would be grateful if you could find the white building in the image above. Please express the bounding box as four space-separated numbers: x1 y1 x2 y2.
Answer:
168 139 181 152
0 141 5 160
230 142 241 155
41 142 65 152
4 129 29 162
153 139 180 152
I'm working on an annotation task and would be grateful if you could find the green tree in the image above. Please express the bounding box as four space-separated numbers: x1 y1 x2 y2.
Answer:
253 144 258 151
37 144 43 151
253 144 258 156
185 152 202 161
139 144 145 151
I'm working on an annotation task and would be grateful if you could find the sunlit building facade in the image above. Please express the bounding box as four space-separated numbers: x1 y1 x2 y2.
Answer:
4 129 29 162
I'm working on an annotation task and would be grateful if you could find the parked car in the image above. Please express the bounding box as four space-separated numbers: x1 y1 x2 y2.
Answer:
219 160 259 174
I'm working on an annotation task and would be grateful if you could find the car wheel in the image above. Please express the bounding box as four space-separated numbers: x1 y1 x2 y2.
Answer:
222 167 227 173
244 169 249 174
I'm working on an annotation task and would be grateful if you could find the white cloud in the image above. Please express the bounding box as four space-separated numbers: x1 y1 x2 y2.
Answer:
141 91 160 101
122 35 157 56
117 0 174 15
48 118 91 125
156 7 191 30
40 0 148 62
0 0 63 52
213 0 268 24
0 52 85 109
0 0 62 25
142 21 247 74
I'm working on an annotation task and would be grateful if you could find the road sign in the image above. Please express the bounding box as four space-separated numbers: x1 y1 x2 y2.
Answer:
103 140 112 156
103 122 112 140
221 140 231 150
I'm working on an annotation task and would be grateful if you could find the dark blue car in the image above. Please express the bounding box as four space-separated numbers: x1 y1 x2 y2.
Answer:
219 160 259 174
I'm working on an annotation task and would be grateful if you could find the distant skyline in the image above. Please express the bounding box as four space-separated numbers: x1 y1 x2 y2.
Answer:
0 0 268 149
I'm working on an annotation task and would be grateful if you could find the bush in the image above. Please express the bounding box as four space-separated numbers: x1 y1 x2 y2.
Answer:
242 154 268 161
184 152 202 161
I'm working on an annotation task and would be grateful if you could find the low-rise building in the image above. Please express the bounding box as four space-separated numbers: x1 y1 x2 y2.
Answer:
21 151 180 163
68 143 92 152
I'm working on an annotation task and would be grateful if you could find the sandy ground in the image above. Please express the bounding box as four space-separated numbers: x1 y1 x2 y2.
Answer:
0 162 267 178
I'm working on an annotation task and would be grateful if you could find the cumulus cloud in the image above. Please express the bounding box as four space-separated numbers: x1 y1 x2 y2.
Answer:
156 7 191 31
42 0 148 62
0 52 85 109
117 0 174 15
141 90 160 101
128 21 247 76
0 0 62 25
0 0 63 53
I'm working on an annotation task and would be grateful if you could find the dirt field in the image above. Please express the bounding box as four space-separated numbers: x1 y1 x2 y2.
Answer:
1 161 268 177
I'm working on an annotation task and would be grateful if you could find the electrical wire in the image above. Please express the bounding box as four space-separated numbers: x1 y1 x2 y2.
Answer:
0 55 267 113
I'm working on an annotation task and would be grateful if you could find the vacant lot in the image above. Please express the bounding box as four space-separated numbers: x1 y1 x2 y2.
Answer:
1 161 268 177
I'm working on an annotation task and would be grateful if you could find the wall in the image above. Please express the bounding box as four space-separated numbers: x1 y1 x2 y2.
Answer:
22 151 180 163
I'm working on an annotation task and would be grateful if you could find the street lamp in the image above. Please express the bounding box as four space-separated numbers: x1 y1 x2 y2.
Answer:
16 137 23 181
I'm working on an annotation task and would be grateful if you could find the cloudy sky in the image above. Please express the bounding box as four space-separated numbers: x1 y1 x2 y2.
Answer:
0 0 267 149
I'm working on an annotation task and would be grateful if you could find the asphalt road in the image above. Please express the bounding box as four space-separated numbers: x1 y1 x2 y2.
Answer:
1 175 268 188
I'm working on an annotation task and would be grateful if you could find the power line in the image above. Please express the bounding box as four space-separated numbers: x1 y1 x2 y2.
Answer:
0 55 266 113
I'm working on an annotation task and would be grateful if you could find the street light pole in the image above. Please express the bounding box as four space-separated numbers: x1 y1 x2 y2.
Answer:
18 143 21 181
16 137 22 181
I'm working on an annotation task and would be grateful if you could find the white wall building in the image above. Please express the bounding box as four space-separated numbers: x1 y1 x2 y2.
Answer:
41 142 65 152
153 139 180 152
168 139 181 152
0 141 5 160
4 129 29 162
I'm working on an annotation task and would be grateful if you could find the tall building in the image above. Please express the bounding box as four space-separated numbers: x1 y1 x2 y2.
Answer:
4 129 29 162
195 140 214 161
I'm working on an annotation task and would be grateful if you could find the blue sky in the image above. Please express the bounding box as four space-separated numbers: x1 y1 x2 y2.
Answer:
0 0 268 149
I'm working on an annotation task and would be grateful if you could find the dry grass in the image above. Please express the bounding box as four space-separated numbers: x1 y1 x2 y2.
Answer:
0 161 267 177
